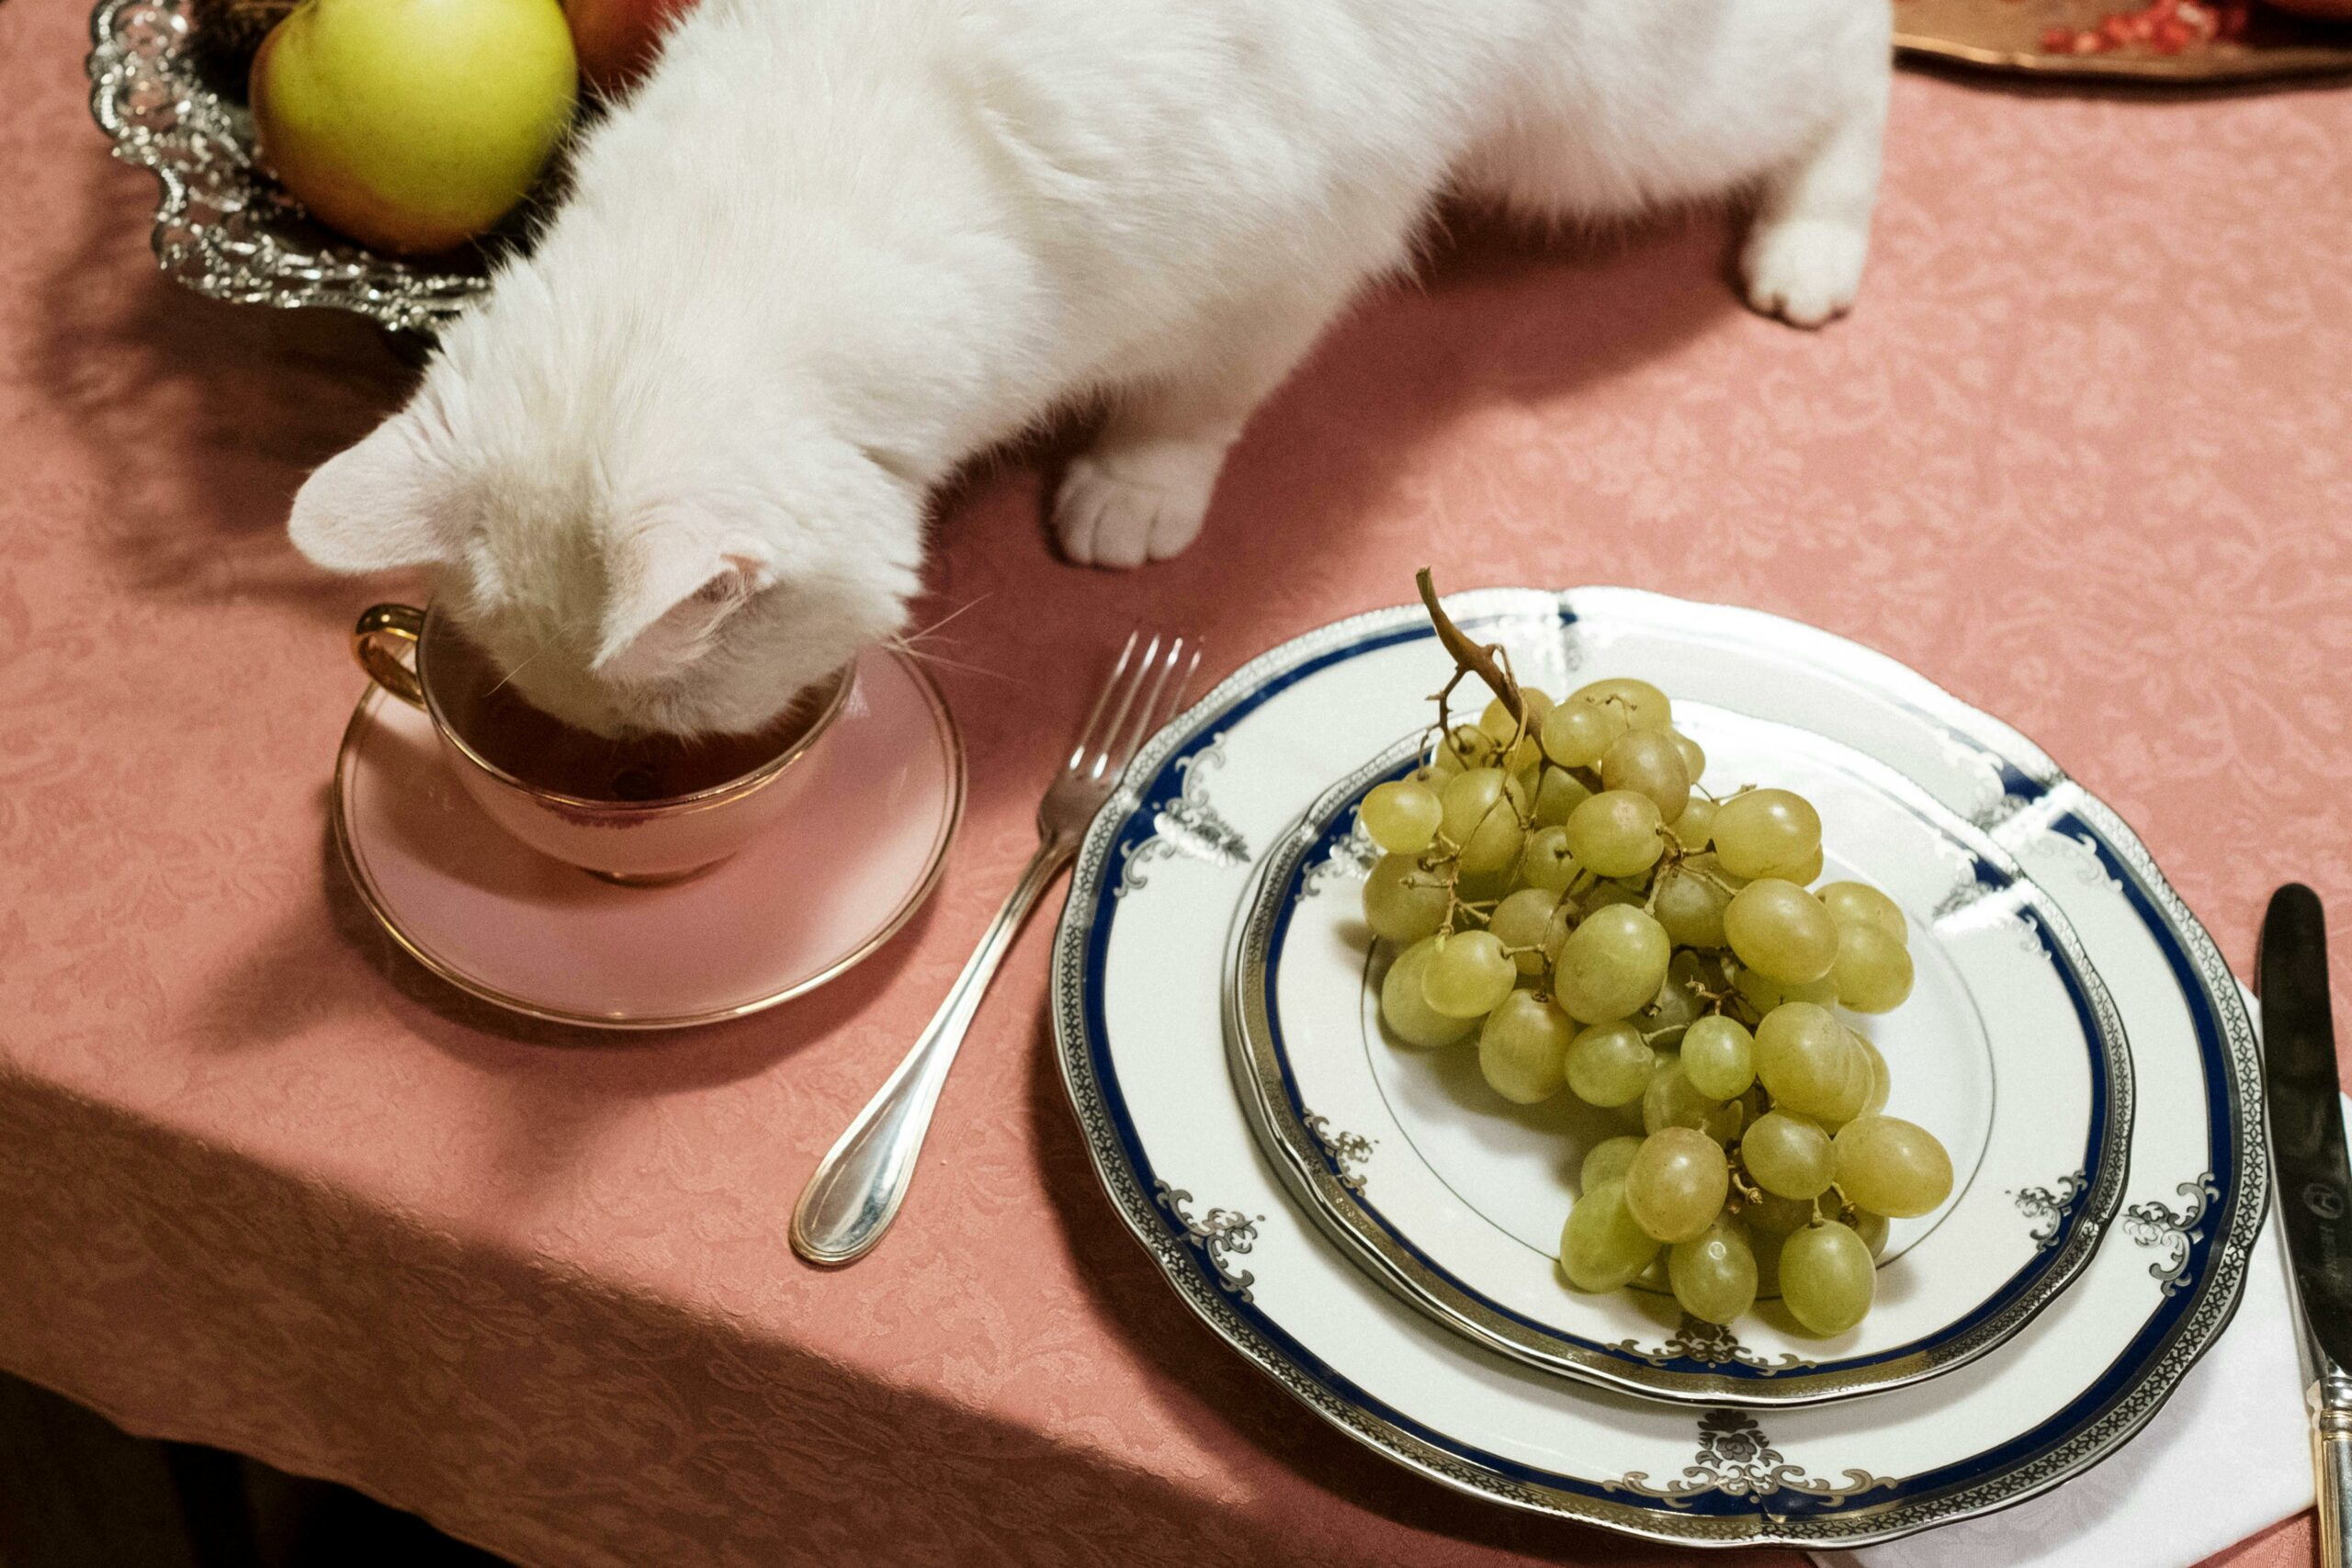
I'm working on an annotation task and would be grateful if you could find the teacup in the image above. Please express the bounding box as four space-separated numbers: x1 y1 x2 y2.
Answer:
352 603 854 886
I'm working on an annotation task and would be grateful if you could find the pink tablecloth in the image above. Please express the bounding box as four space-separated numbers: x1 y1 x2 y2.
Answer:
4 1 2348 1562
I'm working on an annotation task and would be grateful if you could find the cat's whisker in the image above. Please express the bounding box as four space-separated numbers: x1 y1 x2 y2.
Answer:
482 645 552 698
897 593 992 645
882 635 1016 684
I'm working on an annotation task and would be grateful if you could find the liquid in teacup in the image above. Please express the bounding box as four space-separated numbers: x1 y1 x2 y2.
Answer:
424 619 828 803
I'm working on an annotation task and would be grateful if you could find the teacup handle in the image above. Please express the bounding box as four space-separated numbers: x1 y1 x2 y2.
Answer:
353 603 426 708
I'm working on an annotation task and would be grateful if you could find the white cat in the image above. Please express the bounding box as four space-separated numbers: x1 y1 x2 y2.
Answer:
290 0 1890 738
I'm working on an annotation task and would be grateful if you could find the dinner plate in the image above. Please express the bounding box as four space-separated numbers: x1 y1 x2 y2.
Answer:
332 646 964 1029
1052 587 2261 1548
1227 705 2132 1406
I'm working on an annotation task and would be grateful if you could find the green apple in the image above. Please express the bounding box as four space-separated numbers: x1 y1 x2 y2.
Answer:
251 0 578 255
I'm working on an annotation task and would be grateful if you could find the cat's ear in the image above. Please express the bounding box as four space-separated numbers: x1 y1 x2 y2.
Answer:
288 412 452 572
593 518 776 682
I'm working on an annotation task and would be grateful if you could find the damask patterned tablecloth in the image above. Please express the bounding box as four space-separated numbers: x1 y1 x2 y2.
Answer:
2 0 2347 1562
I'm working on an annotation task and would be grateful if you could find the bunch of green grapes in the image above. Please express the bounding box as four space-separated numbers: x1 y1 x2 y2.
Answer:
1359 629 1952 1338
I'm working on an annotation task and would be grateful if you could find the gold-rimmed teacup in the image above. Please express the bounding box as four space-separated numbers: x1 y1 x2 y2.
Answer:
352 603 854 886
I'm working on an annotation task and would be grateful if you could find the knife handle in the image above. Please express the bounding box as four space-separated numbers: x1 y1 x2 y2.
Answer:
2313 1374 2352 1568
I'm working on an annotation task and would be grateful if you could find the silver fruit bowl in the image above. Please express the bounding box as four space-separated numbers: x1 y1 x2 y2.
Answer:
85 0 494 338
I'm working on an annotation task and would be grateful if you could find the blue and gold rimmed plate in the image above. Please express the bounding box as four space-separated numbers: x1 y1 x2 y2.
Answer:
1051 587 2260 1549
1227 708 2131 1407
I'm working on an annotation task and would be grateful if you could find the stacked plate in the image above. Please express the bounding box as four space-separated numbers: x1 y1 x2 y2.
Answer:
1050 588 2264 1548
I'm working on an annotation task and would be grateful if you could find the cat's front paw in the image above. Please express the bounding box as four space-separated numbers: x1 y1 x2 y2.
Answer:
1741 217 1868 329
1054 437 1226 570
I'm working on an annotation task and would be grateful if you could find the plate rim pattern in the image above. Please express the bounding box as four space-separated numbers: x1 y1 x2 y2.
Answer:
1050 586 2264 1548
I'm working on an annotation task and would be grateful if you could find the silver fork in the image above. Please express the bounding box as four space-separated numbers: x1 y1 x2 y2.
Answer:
790 631 1201 1267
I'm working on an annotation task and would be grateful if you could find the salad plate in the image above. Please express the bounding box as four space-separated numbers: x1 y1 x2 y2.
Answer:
1227 706 2132 1406
1051 586 2261 1548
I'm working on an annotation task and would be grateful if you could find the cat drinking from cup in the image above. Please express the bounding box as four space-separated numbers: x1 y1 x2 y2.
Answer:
290 0 1890 739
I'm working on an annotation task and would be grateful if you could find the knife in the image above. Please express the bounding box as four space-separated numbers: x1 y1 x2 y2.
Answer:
2263 883 2350 1568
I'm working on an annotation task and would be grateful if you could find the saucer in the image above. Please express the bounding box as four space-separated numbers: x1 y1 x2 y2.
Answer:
331 647 965 1029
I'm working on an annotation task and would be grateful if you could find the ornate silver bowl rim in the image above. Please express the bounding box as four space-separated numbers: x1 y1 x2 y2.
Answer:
85 0 492 338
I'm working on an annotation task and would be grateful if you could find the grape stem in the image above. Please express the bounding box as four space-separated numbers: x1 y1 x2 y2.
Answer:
1416 568 1523 727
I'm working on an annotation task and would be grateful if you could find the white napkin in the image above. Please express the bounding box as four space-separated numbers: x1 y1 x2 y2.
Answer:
1810 1019 2313 1568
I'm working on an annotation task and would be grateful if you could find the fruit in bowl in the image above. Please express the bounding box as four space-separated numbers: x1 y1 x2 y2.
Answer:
565 0 702 94
249 0 579 255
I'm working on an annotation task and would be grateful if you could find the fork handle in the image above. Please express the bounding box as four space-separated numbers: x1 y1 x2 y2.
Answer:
790 837 1074 1266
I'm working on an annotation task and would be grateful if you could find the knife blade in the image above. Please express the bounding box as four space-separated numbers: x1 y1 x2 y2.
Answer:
2260 882 2352 1568
2266 884 2352 1372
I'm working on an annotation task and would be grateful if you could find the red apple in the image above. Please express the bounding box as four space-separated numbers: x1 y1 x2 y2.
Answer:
566 0 700 96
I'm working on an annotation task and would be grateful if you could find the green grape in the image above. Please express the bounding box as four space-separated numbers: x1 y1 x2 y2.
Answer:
1363 854 1450 944
1437 724 1499 773
1421 931 1517 1019
1834 1116 1954 1218
1740 1189 1818 1236
1779 1221 1875 1336
1488 887 1561 976
1832 921 1915 1013
1423 746 1465 780
1815 1039 1875 1129
1640 971 1702 1047
1570 677 1672 732
1853 1209 1891 1258
1669 1220 1758 1325
1753 1002 1854 1117
1855 1035 1891 1117
1457 867 1510 906
1784 844 1825 886
1478 992 1574 1104
1818 880 1907 944
1671 731 1706 786
1578 879 1645 915
1731 963 1838 1014
1565 1022 1656 1107
1724 879 1839 985
1564 790 1666 879
1642 1057 1742 1142
1681 1015 1756 1100
1713 789 1824 882
1623 1128 1731 1243
1559 1180 1660 1292
1599 728 1690 822
1580 1134 1645 1193
1532 766 1592 828
1671 795 1717 850
1478 690 1553 745
1743 1111 1836 1200
1517 826 1579 893
1671 944 1730 993
1553 905 1671 1023
1651 863 1729 949
1610 1094 1651 1134
1379 938 1476 1047
1439 769 1529 877
1540 699 1626 768
1360 780 1442 854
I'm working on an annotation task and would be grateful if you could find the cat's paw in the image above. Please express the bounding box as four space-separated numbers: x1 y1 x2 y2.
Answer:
1741 217 1868 329
1054 437 1225 570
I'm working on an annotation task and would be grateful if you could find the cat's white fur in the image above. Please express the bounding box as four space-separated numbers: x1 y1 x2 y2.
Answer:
290 0 1889 738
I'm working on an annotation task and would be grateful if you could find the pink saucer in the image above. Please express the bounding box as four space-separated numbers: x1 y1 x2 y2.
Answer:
332 648 964 1029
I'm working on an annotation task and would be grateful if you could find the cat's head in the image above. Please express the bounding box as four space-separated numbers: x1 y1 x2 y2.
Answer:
287 324 922 739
